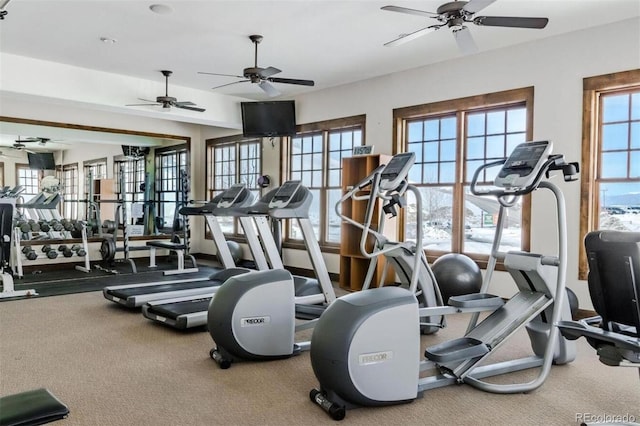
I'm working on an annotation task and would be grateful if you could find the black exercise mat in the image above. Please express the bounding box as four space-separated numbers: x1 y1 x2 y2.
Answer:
2 261 220 300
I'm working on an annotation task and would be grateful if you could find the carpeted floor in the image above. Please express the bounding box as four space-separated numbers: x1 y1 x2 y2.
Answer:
0 289 638 426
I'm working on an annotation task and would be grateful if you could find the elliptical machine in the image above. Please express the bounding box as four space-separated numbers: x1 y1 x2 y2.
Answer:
309 141 579 420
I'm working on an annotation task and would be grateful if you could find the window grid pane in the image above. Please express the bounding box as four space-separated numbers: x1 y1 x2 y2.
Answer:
596 89 640 231
287 122 364 244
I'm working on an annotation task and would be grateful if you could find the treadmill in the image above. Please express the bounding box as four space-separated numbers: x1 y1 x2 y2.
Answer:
102 184 256 308
141 180 336 329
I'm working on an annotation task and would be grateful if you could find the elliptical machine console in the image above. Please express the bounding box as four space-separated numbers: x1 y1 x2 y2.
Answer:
379 152 415 190
493 140 552 190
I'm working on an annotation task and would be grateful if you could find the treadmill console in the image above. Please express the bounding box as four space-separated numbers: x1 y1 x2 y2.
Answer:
269 180 302 209
494 141 553 190
380 152 416 190
217 183 247 209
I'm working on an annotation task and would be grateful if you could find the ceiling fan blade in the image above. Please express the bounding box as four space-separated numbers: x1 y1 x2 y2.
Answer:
126 103 159 107
474 16 549 29
138 98 160 103
259 67 281 78
268 77 315 87
174 101 196 106
462 0 497 14
198 71 246 79
381 5 438 17
212 80 250 90
384 25 438 47
174 104 206 112
258 81 281 98
453 27 478 55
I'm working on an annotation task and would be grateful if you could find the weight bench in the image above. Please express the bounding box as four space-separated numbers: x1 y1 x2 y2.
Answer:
146 240 198 276
557 230 640 426
0 388 69 426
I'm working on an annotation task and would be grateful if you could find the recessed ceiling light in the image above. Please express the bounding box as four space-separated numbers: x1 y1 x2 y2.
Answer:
100 37 117 44
149 4 173 15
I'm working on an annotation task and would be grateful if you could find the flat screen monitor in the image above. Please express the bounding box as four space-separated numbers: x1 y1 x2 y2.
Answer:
27 152 56 170
241 100 296 138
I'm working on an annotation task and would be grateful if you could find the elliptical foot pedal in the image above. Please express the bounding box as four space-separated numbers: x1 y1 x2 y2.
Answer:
448 293 504 309
0 388 69 426
425 337 489 363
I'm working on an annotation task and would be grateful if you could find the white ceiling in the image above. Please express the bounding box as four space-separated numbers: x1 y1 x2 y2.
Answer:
0 0 639 148
2 0 639 101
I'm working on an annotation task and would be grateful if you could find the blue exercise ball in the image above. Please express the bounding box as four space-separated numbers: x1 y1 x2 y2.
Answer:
431 253 483 304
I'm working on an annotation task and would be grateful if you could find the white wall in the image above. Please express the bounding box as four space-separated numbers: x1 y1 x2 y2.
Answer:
1 18 638 310
284 18 640 308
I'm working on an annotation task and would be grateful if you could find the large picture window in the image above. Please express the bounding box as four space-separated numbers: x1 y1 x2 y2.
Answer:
61 163 78 220
15 164 40 202
206 136 262 236
155 145 188 230
579 69 640 279
394 88 533 265
283 115 365 248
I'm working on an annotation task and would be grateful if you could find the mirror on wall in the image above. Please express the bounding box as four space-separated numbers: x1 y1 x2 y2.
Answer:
0 117 190 240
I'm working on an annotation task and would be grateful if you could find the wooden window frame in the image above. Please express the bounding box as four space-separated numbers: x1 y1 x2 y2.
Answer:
282 114 366 252
205 134 263 238
579 69 640 279
393 87 534 267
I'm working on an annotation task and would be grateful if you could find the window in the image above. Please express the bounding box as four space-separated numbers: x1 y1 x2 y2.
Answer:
83 158 107 197
393 88 534 265
155 145 188 230
0 162 4 188
579 69 640 279
15 164 40 202
206 136 262 235
283 115 365 248
61 163 79 219
114 157 146 224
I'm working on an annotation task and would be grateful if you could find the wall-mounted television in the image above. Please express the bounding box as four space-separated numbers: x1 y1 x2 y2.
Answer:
122 145 150 158
27 152 56 170
241 100 296 138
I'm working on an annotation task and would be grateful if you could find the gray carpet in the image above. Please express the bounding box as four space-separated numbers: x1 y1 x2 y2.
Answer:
0 291 638 426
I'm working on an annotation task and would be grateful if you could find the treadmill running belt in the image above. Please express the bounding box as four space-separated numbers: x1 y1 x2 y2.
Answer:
107 280 220 298
149 298 212 319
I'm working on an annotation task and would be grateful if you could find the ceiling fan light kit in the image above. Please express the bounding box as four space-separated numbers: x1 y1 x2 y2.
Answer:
198 34 315 98
382 0 548 52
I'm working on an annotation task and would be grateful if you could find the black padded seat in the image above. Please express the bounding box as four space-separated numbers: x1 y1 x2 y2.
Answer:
0 388 69 426
146 241 187 250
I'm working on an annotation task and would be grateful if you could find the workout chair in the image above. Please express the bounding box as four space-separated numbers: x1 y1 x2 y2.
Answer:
557 230 640 426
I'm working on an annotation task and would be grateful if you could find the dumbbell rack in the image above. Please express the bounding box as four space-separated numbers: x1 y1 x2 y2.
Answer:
11 224 91 278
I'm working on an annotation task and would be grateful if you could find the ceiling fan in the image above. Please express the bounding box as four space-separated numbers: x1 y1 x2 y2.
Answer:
127 70 205 112
10 136 53 152
381 0 549 54
198 35 315 98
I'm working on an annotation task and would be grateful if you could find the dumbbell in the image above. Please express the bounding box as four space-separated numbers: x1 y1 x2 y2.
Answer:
22 246 38 260
58 245 74 258
30 221 41 232
18 221 31 233
41 245 58 259
39 221 51 232
71 244 87 257
49 220 64 232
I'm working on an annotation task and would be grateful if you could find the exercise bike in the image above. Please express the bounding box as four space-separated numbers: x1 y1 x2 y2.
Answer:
309 140 580 420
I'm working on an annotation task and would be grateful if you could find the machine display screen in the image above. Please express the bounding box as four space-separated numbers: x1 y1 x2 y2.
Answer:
221 184 245 201
502 142 548 173
273 181 301 202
